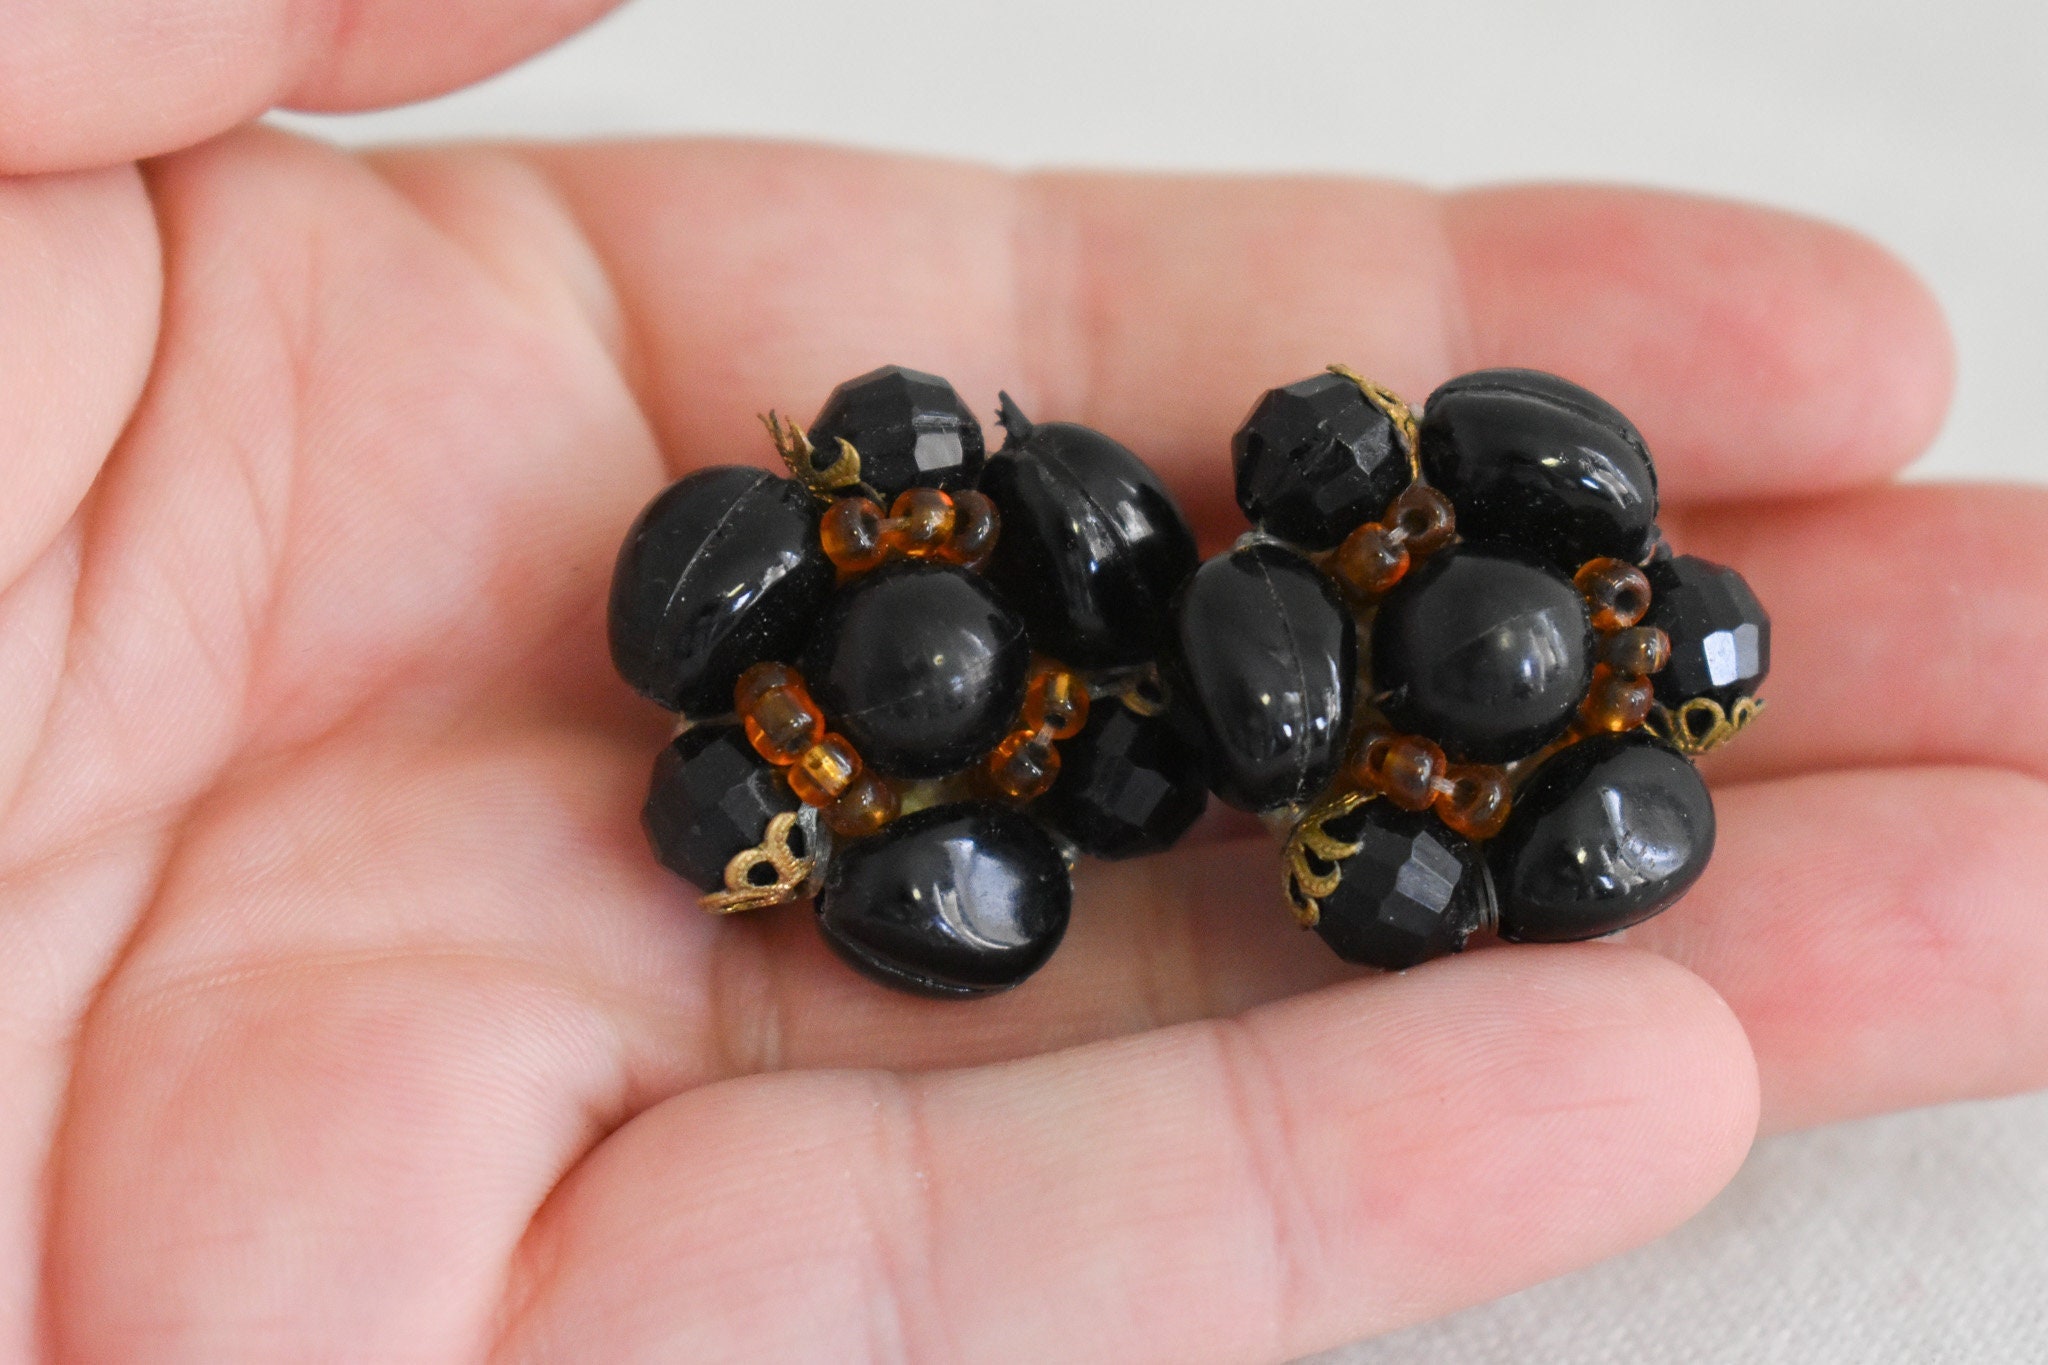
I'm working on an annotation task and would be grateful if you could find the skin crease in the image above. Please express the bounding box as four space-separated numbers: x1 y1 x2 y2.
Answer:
0 4 2039 1361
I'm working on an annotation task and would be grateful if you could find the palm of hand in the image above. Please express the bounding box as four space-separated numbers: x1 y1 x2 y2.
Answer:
0 54 2039 1365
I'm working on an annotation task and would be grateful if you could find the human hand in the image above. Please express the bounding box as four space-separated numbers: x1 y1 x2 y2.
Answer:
2 4 2034 1361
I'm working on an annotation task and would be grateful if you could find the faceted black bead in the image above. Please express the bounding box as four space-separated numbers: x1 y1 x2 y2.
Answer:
1170 544 1355 812
802 561 1030 779
608 467 836 715
805 364 985 499
1312 802 1492 970
1488 732 1715 943
1643 555 1771 710
642 724 801 894
1232 372 1411 550
1033 702 1208 860
979 397 1199 669
1372 544 1593 764
816 801 1072 997
1419 368 1659 569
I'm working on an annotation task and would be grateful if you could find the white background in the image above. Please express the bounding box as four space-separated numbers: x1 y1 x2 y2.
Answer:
282 3 2048 1360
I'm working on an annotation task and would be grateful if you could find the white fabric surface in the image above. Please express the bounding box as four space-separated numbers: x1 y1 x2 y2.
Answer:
279 2 2048 1358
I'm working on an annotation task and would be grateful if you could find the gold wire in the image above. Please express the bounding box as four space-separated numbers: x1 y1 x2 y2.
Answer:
1326 364 1421 480
701 811 816 914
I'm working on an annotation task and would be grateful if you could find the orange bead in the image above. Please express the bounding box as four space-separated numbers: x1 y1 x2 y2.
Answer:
1434 765 1510 840
824 771 899 838
883 487 956 557
820 496 887 575
1575 557 1653 633
733 660 801 715
1368 733 1446 811
743 683 825 764
984 729 1061 801
939 489 1001 567
1329 522 1409 598
787 733 862 806
1386 483 1456 556
1603 625 1672 678
1021 663 1090 739
1577 665 1654 734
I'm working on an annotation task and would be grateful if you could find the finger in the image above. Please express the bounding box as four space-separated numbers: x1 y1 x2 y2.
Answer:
521 143 1951 522
0 0 625 173
498 949 1756 1365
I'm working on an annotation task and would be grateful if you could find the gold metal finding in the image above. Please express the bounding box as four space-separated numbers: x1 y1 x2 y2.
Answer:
700 811 816 914
1281 788 1375 929
1326 364 1421 479
1644 695 1765 756
761 411 864 499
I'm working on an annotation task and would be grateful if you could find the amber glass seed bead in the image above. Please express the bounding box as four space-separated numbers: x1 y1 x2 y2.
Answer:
1603 625 1672 678
734 660 802 716
986 730 1061 801
743 684 825 765
1330 523 1409 598
1576 558 1653 633
885 487 957 557
1577 665 1654 734
824 771 899 838
1435 766 1510 840
1022 664 1090 739
939 489 1001 567
788 733 862 805
1370 734 1447 811
820 496 888 576
1386 484 1457 556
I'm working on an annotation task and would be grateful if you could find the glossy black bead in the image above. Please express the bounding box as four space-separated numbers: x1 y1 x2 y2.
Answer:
609 467 836 715
816 801 1072 997
1232 372 1411 550
1034 701 1208 860
802 561 1030 779
1419 368 1659 569
1312 802 1492 970
1372 544 1593 763
1489 733 1716 943
979 396 1200 669
1643 555 1771 710
1170 544 1355 812
805 364 985 498
642 724 801 893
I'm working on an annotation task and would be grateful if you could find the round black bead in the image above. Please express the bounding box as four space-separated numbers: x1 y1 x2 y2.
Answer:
1643 555 1771 710
642 724 801 893
608 467 835 715
1232 371 1410 550
816 801 1072 997
1311 801 1492 971
1170 544 1355 812
1419 368 1659 569
979 397 1199 669
802 561 1030 779
1372 544 1593 764
1033 701 1208 860
1488 733 1715 943
805 364 985 498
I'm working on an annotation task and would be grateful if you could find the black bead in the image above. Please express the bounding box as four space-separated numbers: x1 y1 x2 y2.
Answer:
1232 372 1411 550
802 561 1030 779
1311 802 1492 970
979 397 1199 669
805 364 985 499
642 724 801 893
1488 733 1715 943
1372 544 1593 764
608 467 836 715
1643 555 1771 710
1170 544 1355 812
1419 368 1659 569
816 801 1072 997
1034 702 1208 860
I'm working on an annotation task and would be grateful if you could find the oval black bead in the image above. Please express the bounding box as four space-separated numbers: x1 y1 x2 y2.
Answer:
1232 371 1411 550
1488 733 1716 943
1034 701 1208 860
1372 544 1593 764
979 397 1199 669
1170 544 1355 812
609 467 836 715
802 561 1030 779
816 801 1072 998
641 723 802 893
1312 801 1492 971
1643 555 1771 710
1419 368 1659 569
805 364 985 498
